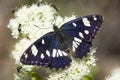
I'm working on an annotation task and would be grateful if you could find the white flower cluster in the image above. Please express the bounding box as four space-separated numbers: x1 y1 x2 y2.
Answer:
8 2 97 80
8 3 57 39
106 68 120 80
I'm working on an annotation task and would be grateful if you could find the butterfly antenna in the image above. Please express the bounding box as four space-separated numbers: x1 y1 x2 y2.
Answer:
34 25 52 29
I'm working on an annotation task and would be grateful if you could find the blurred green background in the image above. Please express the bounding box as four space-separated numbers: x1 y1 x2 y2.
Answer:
0 0 120 80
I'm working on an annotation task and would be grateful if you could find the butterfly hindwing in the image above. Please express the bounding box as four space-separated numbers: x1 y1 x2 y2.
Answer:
60 15 103 58
49 38 71 69
20 32 71 69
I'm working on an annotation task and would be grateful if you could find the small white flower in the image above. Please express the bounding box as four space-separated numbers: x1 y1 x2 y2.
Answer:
64 15 76 23
105 68 120 80
14 74 21 80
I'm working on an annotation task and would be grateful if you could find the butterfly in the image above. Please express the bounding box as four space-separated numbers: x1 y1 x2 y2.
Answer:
20 15 103 69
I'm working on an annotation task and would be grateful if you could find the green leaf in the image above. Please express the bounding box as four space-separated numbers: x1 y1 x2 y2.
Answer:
81 76 91 80
24 71 43 80
31 72 43 80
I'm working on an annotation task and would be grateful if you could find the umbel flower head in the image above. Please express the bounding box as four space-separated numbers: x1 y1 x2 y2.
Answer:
105 68 120 80
8 2 97 80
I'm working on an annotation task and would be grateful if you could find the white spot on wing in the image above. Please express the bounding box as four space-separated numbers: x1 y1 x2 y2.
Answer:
73 41 78 48
76 41 80 45
52 49 57 57
72 23 77 27
82 18 91 27
31 45 38 56
25 54 28 58
72 37 82 52
84 30 89 34
56 51 59 57
93 15 97 21
52 49 68 57
74 37 82 43
40 53 44 59
58 49 63 56
42 39 45 44
46 50 50 57
31 61 34 63
72 45 75 52
62 51 68 56
79 32 84 38
35 61 38 63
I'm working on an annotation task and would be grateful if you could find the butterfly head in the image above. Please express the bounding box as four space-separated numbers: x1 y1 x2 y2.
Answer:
53 25 59 32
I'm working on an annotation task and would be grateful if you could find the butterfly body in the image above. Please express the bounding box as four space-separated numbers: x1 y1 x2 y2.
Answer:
53 26 70 52
20 15 103 69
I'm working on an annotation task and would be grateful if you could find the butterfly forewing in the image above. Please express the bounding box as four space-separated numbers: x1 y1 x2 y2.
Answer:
61 15 103 41
20 32 53 67
60 15 103 58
